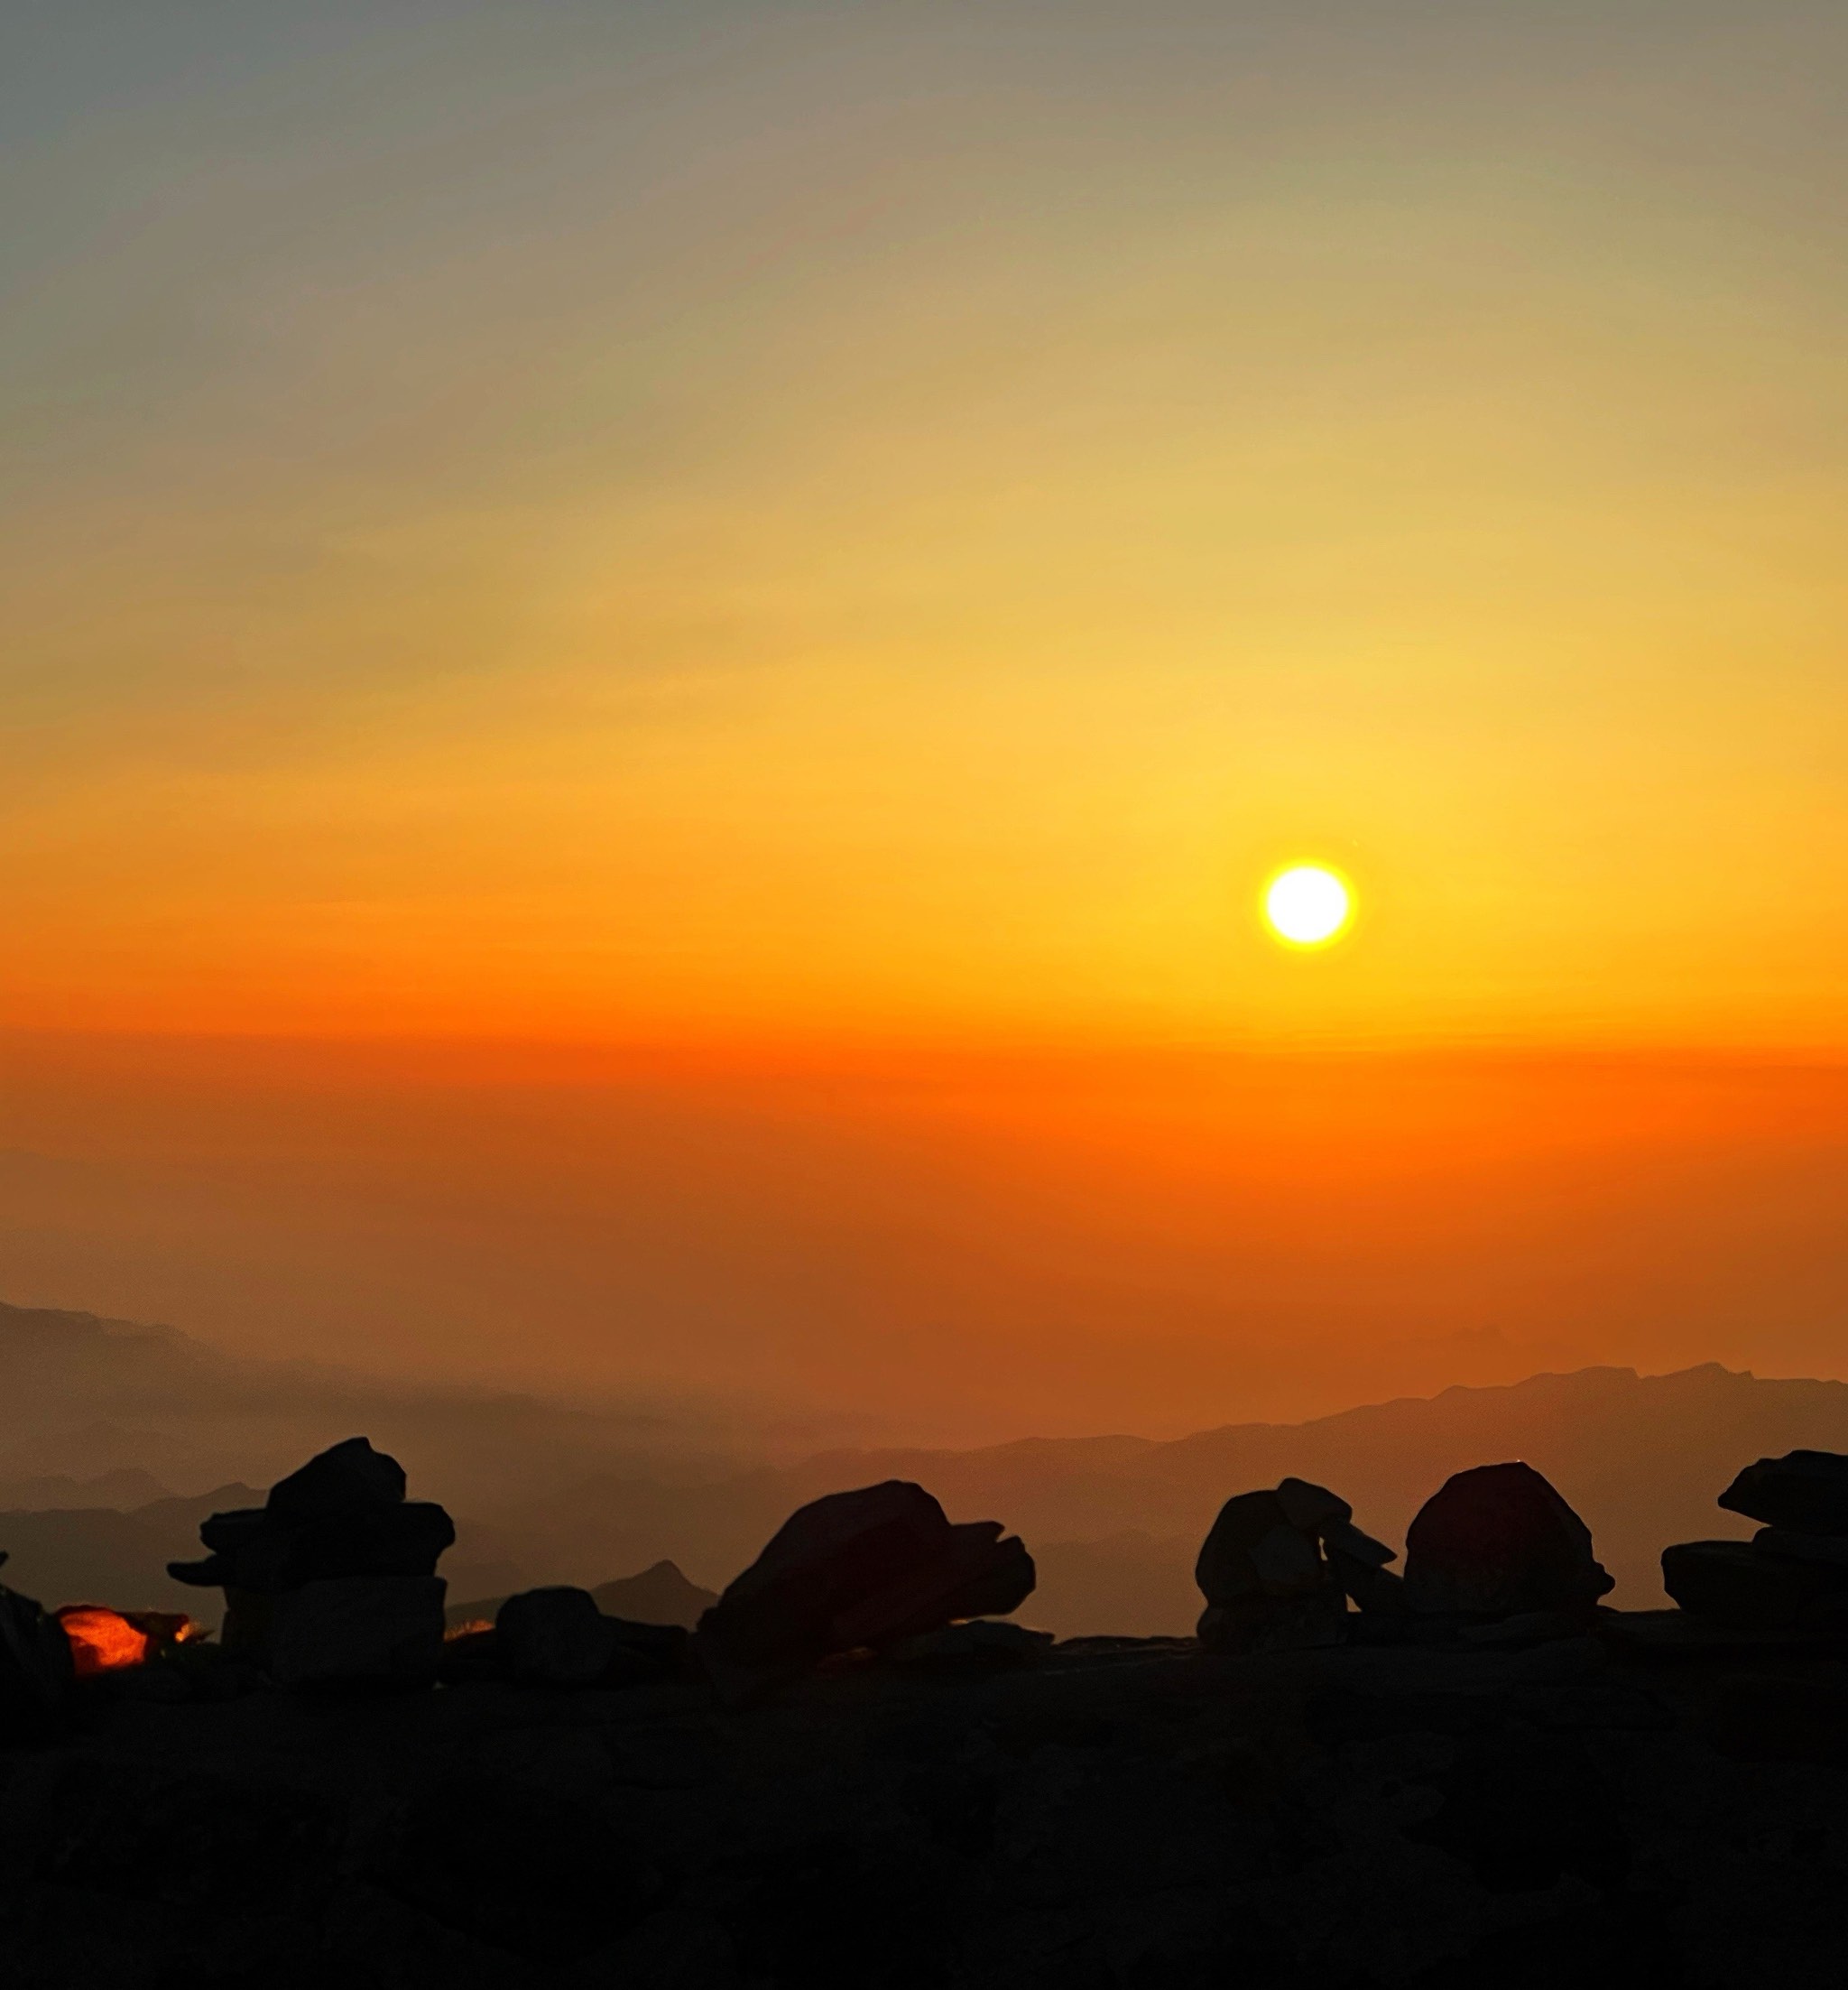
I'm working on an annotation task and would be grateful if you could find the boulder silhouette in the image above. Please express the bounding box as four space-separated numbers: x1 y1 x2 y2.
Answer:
165 1438 453 1683
1659 1540 1848 1628
1197 1489 1291 1606
1718 1450 1848 1535
1194 1478 1391 1651
266 1436 407 1523
1754 1528 1848 1569
497 1586 624 1686
694 1479 1034 1702
1403 1461 1612 1618
0 1574 74 1735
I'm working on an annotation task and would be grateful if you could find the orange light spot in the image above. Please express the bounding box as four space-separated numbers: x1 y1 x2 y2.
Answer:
125 1610 201 1647
56 1606 152 1678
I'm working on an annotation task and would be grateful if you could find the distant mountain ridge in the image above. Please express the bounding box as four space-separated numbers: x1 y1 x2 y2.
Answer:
0 1484 265 1618
797 1360 1848 1550
6 1301 1847 1633
0 1300 743 1513
0 1467 172 1513
494 1362 1848 1627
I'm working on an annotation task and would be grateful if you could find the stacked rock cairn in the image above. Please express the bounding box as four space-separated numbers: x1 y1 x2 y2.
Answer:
169 1437 455 1687
1662 1449 1848 1634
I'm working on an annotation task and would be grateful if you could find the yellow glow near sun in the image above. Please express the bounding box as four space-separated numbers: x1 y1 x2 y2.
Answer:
1264 865 1353 948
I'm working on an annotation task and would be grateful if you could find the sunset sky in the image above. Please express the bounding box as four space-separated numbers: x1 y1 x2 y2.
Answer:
5 5 1846 1437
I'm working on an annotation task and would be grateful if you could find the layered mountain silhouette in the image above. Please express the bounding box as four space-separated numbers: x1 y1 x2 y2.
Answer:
497 1361 1840 1629
0 1300 735 1508
0 1484 265 1617
7 1300 1845 1630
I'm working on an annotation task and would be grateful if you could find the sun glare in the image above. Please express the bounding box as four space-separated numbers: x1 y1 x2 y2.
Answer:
1263 865 1353 948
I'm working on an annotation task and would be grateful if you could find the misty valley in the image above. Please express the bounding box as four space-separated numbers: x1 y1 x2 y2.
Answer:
5 1300 1848 1985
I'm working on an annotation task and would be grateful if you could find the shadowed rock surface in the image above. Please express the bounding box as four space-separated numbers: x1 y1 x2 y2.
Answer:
1666 1449 1848 1634
1718 1450 1848 1535
2 1617 1845 1986
1193 1479 1387 1653
446 1559 719 1634
1402 1463 1613 1620
21 1300 1848 1630
167 1439 456 1685
485 1585 690 1690
6 1449 1848 1981
0 1562 72 1741
694 1480 1036 1705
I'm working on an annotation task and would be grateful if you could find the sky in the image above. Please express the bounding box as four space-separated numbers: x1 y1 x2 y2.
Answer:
4 3 1847 1437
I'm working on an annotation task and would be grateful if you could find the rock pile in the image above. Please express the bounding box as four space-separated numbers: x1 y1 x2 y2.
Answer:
693 1478 1036 1702
169 1438 455 1687
8 1576 1848 1987
1662 1448 1848 1634
1195 1462 1612 1651
1194 1477 1397 1652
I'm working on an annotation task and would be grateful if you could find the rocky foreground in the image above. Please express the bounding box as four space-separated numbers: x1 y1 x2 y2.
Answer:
2 1613 1846 1987
5 1438 1848 1986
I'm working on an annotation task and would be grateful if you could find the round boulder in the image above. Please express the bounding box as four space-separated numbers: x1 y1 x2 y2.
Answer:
1402 1461 1612 1619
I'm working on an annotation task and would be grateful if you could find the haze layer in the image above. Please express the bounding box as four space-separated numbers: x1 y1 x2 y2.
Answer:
5 5 1845 1432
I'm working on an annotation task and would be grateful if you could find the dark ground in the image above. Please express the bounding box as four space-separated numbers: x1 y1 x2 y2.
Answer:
2 1617 1844 1988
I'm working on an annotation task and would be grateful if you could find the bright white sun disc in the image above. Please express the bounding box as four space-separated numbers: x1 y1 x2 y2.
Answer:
1264 865 1352 946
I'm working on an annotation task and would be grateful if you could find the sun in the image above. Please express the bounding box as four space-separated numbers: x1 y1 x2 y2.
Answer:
1263 864 1353 948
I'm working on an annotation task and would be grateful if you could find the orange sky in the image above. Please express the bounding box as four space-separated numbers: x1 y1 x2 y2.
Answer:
4 5 1847 1430
7 3 1848 1054
5 1030 1845 1441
